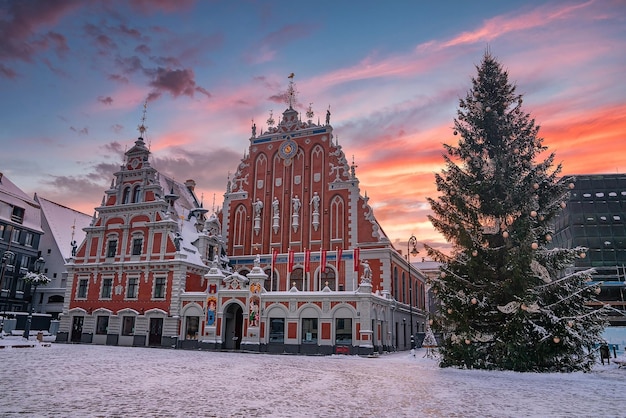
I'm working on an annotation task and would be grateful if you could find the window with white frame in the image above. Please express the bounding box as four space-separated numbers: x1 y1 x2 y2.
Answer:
77 278 88 298
153 277 166 299
121 316 135 336
106 240 117 258
96 315 109 335
101 278 113 299
301 318 318 344
24 232 33 247
126 277 138 299
131 237 143 256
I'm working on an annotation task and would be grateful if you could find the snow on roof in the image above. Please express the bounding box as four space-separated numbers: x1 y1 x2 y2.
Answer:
37 197 92 260
0 172 43 233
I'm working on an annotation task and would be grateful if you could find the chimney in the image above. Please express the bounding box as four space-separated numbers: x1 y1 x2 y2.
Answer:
185 179 196 192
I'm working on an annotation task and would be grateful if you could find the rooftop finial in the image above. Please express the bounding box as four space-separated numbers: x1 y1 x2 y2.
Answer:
138 99 148 138
286 73 297 109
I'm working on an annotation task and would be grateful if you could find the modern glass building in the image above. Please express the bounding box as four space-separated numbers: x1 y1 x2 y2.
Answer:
551 174 626 325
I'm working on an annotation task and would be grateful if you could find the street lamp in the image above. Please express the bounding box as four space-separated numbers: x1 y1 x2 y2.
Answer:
23 257 49 340
407 235 419 350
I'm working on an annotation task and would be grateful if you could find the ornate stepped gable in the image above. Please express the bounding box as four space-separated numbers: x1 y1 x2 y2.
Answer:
222 77 389 264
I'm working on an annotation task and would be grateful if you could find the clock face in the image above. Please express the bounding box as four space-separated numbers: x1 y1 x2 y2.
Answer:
279 138 298 160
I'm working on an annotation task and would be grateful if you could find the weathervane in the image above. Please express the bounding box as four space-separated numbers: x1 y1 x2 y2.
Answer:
138 99 148 138
286 73 297 109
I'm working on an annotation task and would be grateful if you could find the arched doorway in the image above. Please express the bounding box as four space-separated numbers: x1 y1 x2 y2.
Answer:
223 303 243 350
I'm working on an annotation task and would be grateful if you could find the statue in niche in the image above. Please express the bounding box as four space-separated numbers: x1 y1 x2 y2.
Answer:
292 195 301 213
252 198 263 217
272 197 279 217
310 191 320 212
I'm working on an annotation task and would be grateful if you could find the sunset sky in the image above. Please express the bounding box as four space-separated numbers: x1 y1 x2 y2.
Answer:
1 0 624 254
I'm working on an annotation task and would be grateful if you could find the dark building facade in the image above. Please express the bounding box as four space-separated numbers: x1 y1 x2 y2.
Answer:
551 174 626 325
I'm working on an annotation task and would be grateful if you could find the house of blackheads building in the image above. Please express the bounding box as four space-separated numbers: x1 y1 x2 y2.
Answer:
58 80 428 354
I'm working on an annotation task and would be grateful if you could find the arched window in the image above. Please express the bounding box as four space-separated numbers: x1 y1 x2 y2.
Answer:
132 186 141 203
319 266 336 290
263 268 278 291
290 267 304 291
122 187 131 204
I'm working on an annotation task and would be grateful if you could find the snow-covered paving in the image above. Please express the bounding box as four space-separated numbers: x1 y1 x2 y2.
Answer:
1 343 624 417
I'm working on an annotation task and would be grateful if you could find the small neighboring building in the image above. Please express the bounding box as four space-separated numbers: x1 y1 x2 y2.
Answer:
35 196 91 319
0 172 45 329
551 174 626 325
57 122 214 347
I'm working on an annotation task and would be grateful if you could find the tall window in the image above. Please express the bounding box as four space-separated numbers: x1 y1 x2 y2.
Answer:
122 187 131 204
185 316 199 340
77 279 88 298
301 318 318 344
0 224 4 239
291 267 304 291
319 266 336 290
126 277 138 299
96 316 109 335
122 316 135 336
107 240 117 258
335 318 352 345
101 278 113 299
131 238 143 255
24 233 33 247
11 228 20 243
132 186 141 203
154 277 166 298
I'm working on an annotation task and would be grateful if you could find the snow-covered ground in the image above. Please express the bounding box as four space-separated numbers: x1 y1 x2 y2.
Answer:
0 343 624 418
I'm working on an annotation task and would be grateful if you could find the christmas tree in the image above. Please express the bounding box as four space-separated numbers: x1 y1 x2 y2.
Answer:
425 52 607 372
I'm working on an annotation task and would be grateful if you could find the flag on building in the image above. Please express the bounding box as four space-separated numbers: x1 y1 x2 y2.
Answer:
353 248 360 271
304 249 311 272
288 249 294 273
320 248 327 270
336 246 342 269
272 248 278 268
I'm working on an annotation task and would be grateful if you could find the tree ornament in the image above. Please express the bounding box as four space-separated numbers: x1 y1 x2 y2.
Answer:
553 337 560 344
502 231 509 238
440 271 447 278
471 297 477 305
545 234 552 242
538 215 545 221
531 242 538 250
567 320 574 327
447 308 453 314
485 106 491 112
465 339 471 345
533 183 539 190
530 210 537 217
429 319 434 325
521 303 527 311
454 130 458 135
595 287 601 295
472 250 478 257
568 183 575 189
497 301 520 313
579 252 586 259
513 148 519 154
560 202 566 208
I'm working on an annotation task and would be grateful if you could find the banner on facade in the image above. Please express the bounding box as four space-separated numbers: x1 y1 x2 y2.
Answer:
320 248 327 269
337 246 342 268
272 248 278 268
288 249 294 272
304 249 311 272
353 248 360 271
